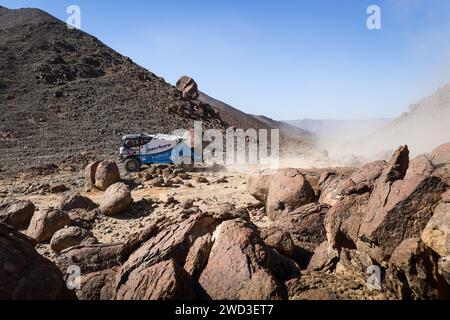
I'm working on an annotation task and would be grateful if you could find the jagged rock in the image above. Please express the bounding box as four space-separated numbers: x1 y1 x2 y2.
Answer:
0 199 35 229
247 171 272 202
421 202 450 257
325 193 370 249
307 241 339 272
27 208 71 242
184 234 213 280
176 76 199 100
58 193 97 212
387 238 446 299
112 212 220 299
75 268 117 300
198 219 287 300
266 168 315 220
263 230 295 258
359 146 446 259
99 183 132 216
431 141 450 165
50 226 97 253
0 222 75 300
95 161 121 191
348 160 386 192
85 161 100 186
383 145 410 183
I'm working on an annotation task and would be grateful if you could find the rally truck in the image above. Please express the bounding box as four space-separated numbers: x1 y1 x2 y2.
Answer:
119 133 201 173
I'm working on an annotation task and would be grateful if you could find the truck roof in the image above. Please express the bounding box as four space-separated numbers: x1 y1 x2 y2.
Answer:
121 133 184 140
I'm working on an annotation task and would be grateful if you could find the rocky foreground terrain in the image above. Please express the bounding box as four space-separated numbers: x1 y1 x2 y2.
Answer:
0 141 449 300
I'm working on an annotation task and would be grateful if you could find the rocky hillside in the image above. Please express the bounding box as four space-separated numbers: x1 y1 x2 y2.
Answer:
287 118 393 140
0 6 224 174
354 85 450 157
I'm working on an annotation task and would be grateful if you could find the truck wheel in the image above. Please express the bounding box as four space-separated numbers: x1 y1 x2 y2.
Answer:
124 158 140 173
179 156 194 172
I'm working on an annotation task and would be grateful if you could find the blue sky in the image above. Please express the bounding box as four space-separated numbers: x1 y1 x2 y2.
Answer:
3 0 450 120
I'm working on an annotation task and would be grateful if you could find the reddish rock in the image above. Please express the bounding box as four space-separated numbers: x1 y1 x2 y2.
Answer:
198 219 286 300
94 161 120 191
0 199 35 229
0 222 76 300
267 203 330 252
58 193 97 212
325 193 370 248
184 233 213 280
176 76 199 100
99 183 132 216
50 226 97 253
266 168 315 220
247 170 273 202
359 146 446 259
27 208 71 242
431 142 450 165
263 230 295 258
115 259 207 300
387 238 445 299
85 161 100 186
307 241 339 272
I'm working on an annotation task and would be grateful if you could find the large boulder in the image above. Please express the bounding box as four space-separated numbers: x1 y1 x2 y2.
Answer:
386 238 446 299
0 222 75 300
58 193 97 212
247 171 272 202
27 208 71 242
176 76 199 100
99 183 133 216
94 161 120 191
0 199 35 229
421 202 450 257
50 226 97 253
431 142 450 166
358 146 446 259
198 219 288 300
266 168 315 220
111 212 221 299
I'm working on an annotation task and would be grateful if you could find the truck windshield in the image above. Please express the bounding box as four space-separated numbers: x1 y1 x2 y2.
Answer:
124 138 139 149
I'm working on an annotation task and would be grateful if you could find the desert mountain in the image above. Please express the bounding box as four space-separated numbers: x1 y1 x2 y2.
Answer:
362 84 450 156
286 118 393 140
0 6 225 174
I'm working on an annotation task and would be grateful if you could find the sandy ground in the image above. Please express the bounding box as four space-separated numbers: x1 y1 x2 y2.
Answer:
0 168 265 261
